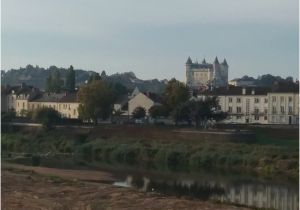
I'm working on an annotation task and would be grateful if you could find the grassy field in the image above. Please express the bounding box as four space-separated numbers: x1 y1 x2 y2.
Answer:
1 125 299 179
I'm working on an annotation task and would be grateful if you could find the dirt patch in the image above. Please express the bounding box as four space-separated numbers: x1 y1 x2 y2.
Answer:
2 164 250 210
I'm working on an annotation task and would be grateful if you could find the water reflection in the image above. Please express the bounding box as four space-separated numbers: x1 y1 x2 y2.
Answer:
114 174 298 210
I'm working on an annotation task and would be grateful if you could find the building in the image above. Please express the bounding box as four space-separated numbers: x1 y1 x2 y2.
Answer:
1 84 80 119
197 85 299 125
128 89 161 116
186 56 228 90
267 91 299 124
28 92 80 119
228 79 256 87
1 84 40 115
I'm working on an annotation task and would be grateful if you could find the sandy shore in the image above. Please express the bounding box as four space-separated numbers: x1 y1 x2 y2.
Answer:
1 163 250 210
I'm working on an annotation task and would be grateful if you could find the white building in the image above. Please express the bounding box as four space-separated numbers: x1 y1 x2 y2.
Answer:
128 92 161 116
228 79 256 87
267 91 299 124
198 86 299 125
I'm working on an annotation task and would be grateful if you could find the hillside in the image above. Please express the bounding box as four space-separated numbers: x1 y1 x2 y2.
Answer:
1 65 168 93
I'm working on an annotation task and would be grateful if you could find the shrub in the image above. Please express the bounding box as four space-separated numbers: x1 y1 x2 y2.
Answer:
32 107 61 129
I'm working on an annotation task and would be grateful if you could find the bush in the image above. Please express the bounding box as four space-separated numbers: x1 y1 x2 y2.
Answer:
31 155 41 166
32 107 61 129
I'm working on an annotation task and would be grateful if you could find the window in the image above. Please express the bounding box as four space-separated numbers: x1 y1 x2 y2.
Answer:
288 97 292 102
229 97 232 103
272 106 276 114
264 108 268 114
73 109 76 115
237 98 241 103
237 107 242 113
264 116 268 120
288 106 293 113
280 106 284 114
17 102 19 107
236 116 241 119
22 102 25 108
228 106 232 113
37 104 40 108
254 98 259 103
272 96 276 102
254 108 259 114
280 96 284 102
264 98 268 103
255 115 259 120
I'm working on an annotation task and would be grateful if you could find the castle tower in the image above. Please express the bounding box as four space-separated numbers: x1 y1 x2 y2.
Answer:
185 56 193 86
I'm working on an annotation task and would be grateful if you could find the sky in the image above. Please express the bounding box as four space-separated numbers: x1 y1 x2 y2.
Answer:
1 0 299 81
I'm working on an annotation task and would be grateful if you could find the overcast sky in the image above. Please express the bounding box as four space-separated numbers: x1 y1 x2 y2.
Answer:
2 0 299 81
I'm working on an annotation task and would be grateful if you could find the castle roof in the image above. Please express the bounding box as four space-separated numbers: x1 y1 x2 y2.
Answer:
222 59 228 66
186 56 192 64
202 59 206 64
214 57 219 64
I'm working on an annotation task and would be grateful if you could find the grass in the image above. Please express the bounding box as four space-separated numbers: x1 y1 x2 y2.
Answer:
1 125 298 179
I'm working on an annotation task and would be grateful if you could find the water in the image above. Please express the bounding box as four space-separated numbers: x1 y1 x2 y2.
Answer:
106 165 298 210
4 155 299 210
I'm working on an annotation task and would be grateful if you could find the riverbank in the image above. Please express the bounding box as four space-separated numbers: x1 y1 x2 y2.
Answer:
2 125 299 179
2 163 251 210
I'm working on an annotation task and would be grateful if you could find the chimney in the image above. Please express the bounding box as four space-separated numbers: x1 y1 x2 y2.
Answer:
242 87 246 95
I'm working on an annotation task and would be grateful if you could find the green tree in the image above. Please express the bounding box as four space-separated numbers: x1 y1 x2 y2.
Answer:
149 105 169 119
113 82 128 96
132 106 146 119
45 69 64 92
171 102 191 126
77 80 115 124
162 78 189 113
87 72 101 83
32 107 61 129
65 65 75 91
188 97 227 128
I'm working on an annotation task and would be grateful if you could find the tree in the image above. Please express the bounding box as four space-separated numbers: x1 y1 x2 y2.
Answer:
88 73 101 83
32 107 61 129
113 82 128 96
132 106 146 119
45 69 64 92
77 80 115 124
149 105 169 119
171 102 191 126
188 97 227 128
65 65 75 91
101 70 107 78
162 78 189 113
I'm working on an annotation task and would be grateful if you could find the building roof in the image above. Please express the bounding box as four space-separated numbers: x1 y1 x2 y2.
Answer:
1 84 38 95
32 92 79 103
59 93 79 103
214 57 219 64
200 86 271 96
222 59 228 66
186 56 192 64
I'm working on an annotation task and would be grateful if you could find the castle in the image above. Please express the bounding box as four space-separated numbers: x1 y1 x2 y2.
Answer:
185 56 228 90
